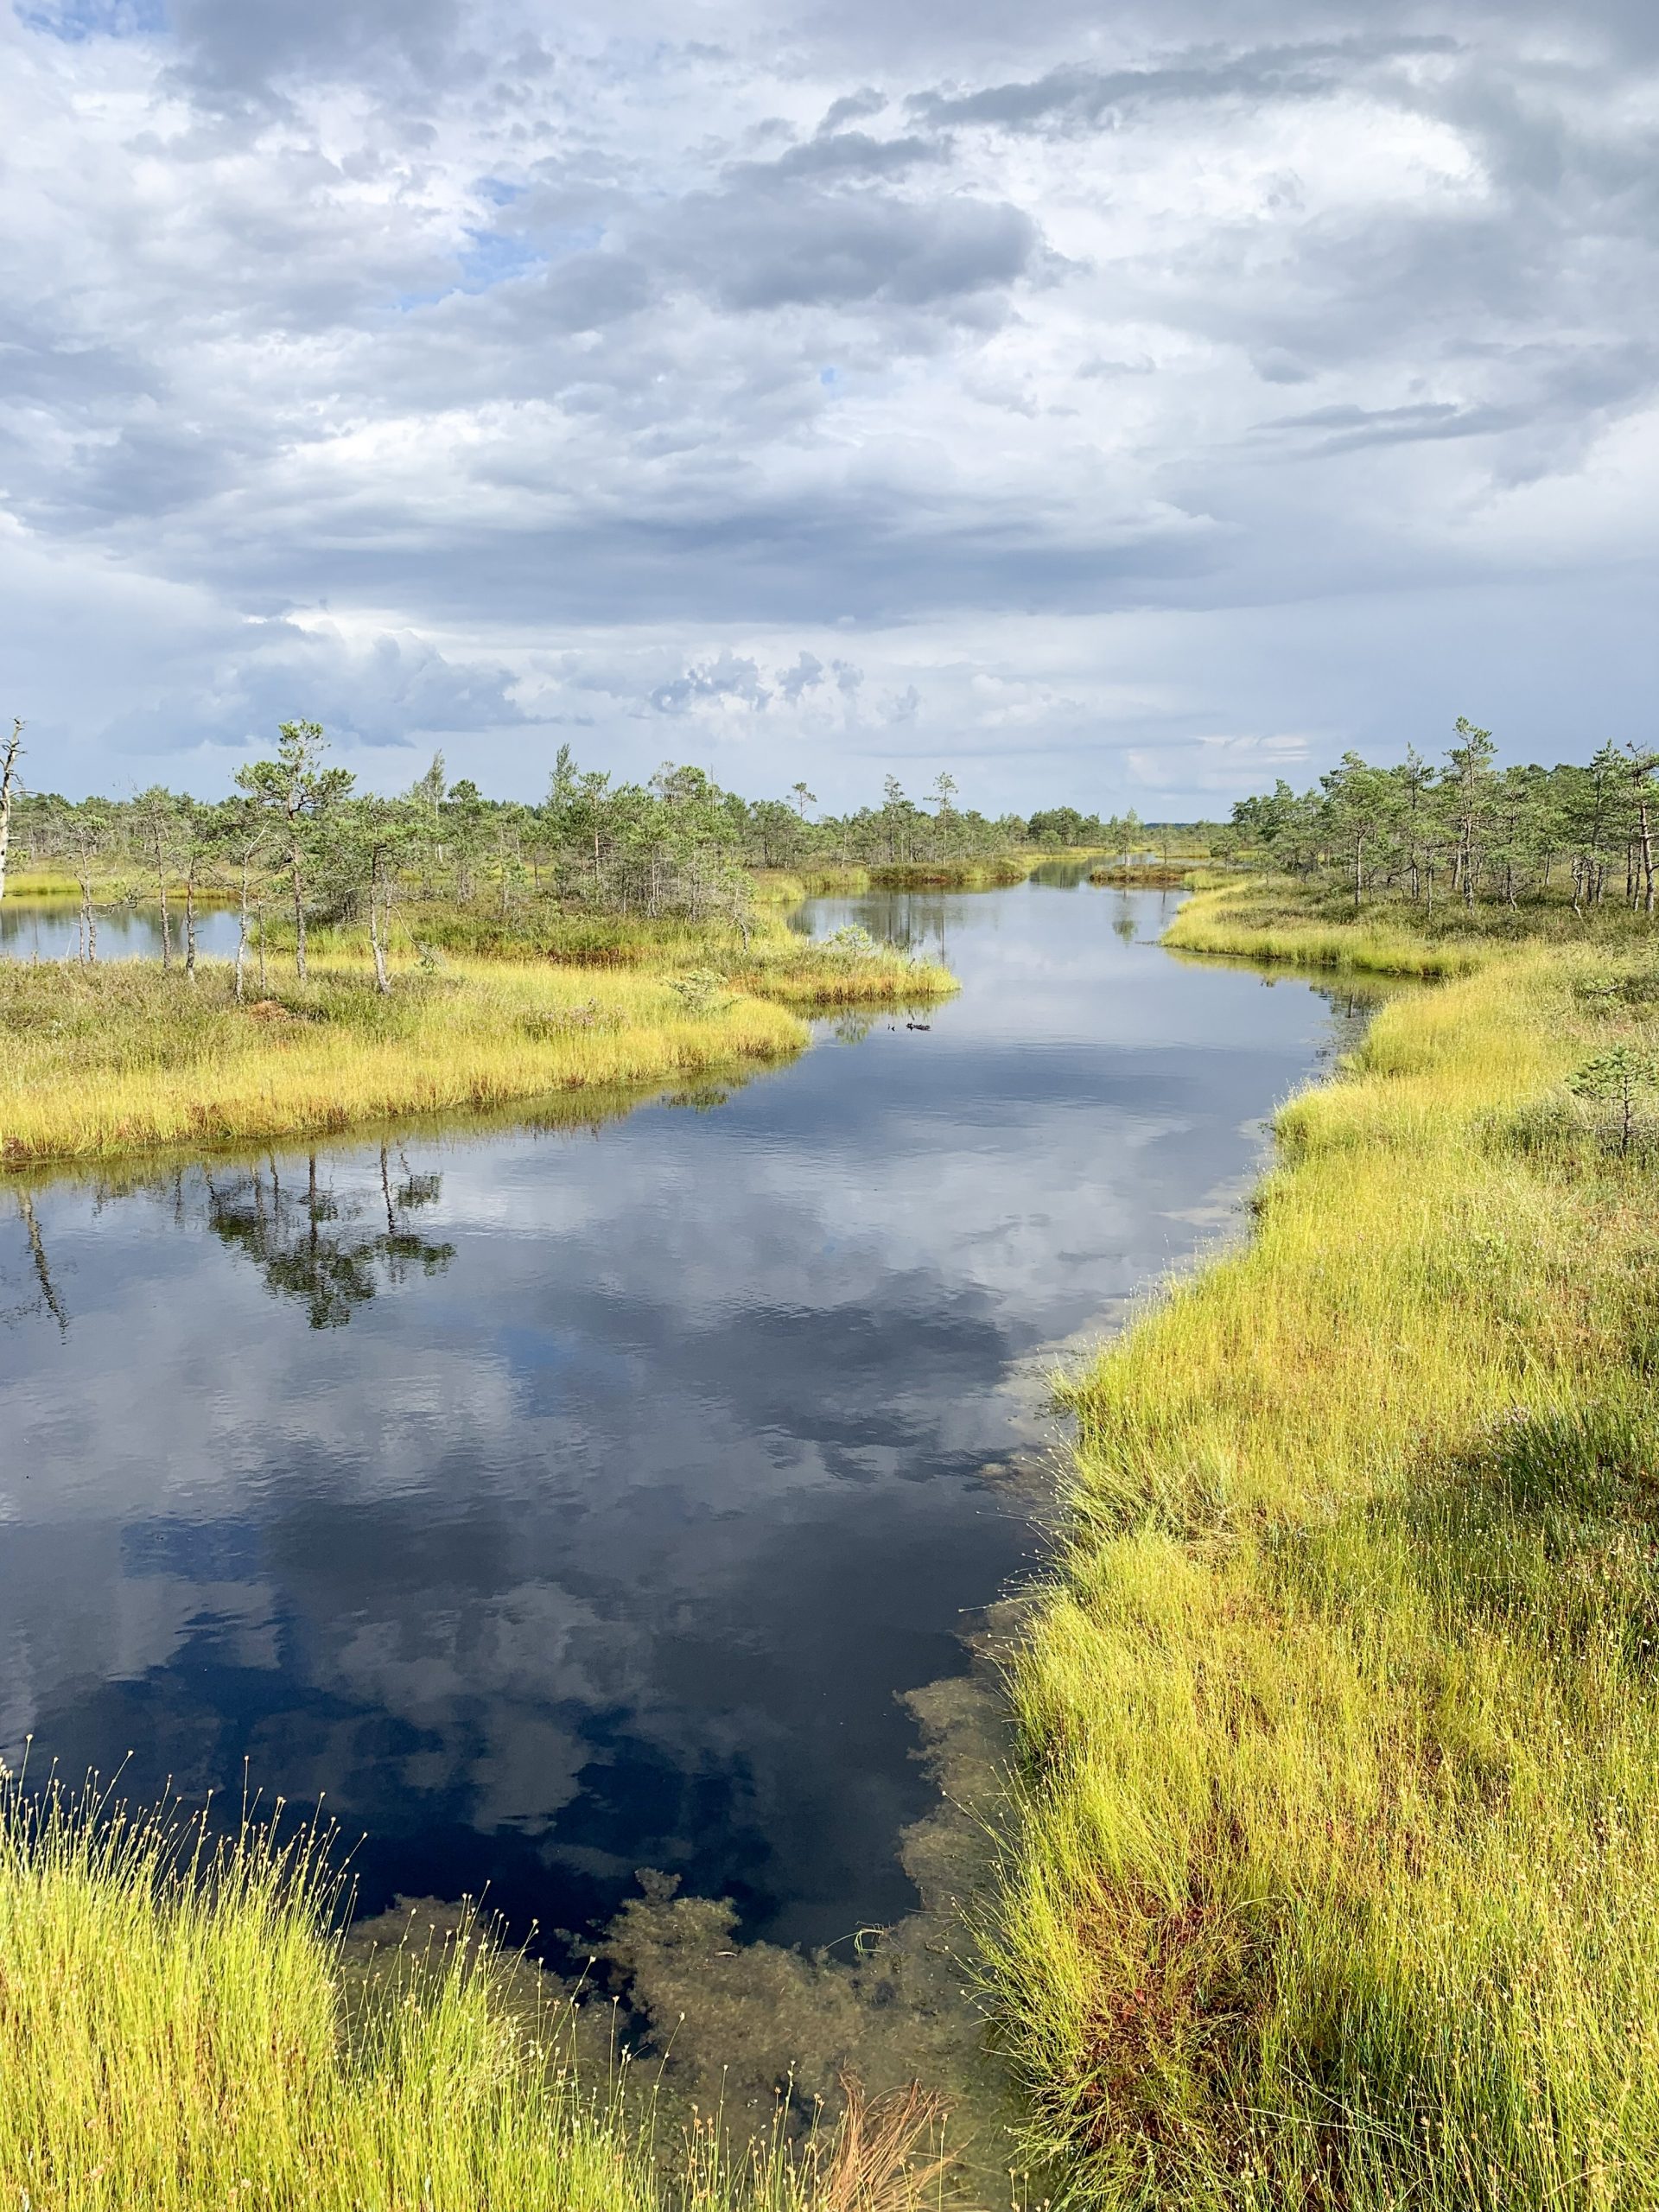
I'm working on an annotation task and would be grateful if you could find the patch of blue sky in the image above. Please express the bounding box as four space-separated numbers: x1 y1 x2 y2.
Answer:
20 0 165 40
391 224 603 313
475 176 527 208
456 230 548 289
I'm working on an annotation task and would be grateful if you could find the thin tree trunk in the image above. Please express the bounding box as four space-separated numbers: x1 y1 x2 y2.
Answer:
369 850 391 995
0 720 22 901
235 863 250 1001
184 868 198 981
291 848 307 982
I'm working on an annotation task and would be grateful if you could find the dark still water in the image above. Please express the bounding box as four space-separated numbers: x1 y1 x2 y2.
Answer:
0 883 1348 1954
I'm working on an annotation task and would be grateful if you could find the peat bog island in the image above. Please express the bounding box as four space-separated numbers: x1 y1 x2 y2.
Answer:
5 7 1658 2208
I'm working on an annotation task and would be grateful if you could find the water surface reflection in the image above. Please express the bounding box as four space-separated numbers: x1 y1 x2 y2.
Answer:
2 882 1355 1952
0 901 243 963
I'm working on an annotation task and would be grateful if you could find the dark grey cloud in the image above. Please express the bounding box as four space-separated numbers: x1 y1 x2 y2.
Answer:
3 0 1658 807
664 184 1038 311
778 651 825 702
538 249 655 333
742 130 945 181
817 86 888 132
1264 398 1529 454
92 623 528 759
163 0 463 103
650 651 770 713
906 35 1459 133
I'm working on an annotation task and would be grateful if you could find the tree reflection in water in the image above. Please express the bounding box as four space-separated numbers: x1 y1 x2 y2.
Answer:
4 1191 70 1335
202 1147 454 1328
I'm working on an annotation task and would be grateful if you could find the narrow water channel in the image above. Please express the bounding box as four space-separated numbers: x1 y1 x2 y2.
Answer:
0 899 245 963
0 881 1355 1981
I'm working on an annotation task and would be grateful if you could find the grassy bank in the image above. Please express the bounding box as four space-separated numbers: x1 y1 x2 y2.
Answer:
1165 882 1485 975
368 904 954 1001
995 912 1659 2206
1091 865 1251 893
0 1776 944 2212
751 865 874 901
1165 875 1659 976
866 857 1033 891
0 926 953 1167
754 853 1121 902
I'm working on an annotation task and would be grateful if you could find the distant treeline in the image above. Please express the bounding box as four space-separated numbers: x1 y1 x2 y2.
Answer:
0 722 1147 938
1221 724 1659 914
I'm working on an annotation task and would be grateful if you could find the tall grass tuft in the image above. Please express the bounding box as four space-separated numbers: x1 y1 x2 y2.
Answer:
995 929 1659 2208
0 1772 952 2212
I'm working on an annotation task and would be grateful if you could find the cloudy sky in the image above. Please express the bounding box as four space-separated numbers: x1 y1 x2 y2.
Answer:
3 0 1656 812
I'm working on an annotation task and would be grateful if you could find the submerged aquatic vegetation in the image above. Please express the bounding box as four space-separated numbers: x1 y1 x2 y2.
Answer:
0 1772 953 2212
995 922 1659 2206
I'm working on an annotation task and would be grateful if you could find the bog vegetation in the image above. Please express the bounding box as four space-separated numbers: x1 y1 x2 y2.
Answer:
0 719 1129 933
0 1770 949 2212
998 762 1659 2205
0 724 961 1165
13 707 1659 2207
1219 721 1659 918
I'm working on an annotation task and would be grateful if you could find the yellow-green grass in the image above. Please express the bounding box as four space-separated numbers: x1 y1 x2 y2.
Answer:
3 870 87 899
867 857 1033 890
367 903 953 993
1089 865 1254 892
750 865 874 901
1 925 952 1167
0 1776 944 2212
1165 881 1486 976
346 906 955 1001
0 957 801 1168
3 870 238 905
750 860 1034 896
995 926 1659 2208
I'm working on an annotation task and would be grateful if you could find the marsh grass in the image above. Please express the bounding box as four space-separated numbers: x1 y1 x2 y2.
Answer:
750 867 874 901
315 906 955 1007
0 1772 951 2212
0 955 808 1166
1166 877 1659 977
1 922 953 1166
1089 867 1248 892
865 859 1033 891
1164 884 1484 975
995 928 1659 2208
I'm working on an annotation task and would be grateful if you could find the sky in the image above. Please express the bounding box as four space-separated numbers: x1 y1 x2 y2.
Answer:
2 0 1656 815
